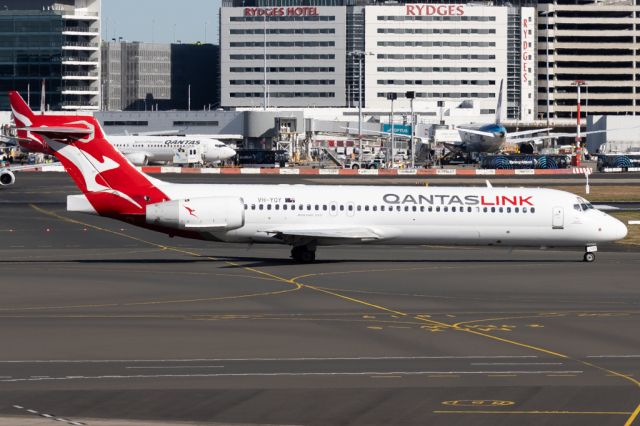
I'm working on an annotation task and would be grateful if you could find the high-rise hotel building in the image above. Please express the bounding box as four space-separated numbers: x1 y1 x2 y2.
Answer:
220 0 536 122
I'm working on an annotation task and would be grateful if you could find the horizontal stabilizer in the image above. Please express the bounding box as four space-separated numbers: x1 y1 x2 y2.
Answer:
20 126 92 136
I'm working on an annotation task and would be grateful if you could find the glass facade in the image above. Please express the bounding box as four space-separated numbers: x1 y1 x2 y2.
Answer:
0 12 64 110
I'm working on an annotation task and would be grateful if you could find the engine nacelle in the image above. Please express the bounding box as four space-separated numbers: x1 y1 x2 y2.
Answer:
0 170 15 186
146 197 245 231
124 152 149 166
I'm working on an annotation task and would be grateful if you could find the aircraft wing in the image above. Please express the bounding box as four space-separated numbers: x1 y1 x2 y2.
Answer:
1 163 48 172
506 130 609 144
1 162 53 187
508 125 640 143
508 128 553 138
456 128 495 137
261 226 388 245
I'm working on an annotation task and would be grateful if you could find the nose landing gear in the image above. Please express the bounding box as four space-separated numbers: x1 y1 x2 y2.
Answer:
583 245 597 262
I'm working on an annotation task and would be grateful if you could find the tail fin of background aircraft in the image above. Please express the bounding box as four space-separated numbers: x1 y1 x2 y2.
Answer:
495 79 504 125
9 91 35 129
8 91 169 217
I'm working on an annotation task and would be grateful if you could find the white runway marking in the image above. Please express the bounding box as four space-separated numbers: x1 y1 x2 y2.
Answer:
587 355 640 358
471 362 563 366
126 365 225 369
0 370 584 383
12 404 86 425
0 355 539 363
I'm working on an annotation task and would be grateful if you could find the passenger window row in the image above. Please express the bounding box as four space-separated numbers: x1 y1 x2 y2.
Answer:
243 203 536 214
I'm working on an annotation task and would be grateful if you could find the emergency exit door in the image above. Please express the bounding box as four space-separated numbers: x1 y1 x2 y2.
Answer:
552 207 564 229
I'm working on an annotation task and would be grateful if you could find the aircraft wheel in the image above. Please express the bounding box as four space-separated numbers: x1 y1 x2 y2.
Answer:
583 252 595 263
291 246 316 263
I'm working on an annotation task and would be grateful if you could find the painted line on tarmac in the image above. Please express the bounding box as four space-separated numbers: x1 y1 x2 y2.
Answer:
471 362 563 366
125 366 225 369
12 405 85 425
0 370 585 383
587 355 640 358
0 355 539 363
434 410 632 416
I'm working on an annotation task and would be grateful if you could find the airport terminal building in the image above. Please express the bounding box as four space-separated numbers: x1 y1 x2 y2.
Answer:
220 0 535 122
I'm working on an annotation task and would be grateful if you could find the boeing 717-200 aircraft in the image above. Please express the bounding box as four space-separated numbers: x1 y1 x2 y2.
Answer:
9 91 627 262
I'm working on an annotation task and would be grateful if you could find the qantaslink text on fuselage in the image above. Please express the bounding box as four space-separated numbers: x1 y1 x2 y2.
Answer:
383 193 534 207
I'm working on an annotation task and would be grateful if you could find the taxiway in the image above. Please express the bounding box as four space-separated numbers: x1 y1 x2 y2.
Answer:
0 173 638 426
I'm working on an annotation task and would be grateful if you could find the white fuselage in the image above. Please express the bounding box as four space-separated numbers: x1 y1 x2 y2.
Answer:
110 136 236 166
153 183 627 247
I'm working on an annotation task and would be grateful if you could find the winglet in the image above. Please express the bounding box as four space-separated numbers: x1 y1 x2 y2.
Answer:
8 91 35 127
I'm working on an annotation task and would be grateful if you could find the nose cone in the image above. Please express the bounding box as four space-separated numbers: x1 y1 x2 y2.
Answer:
606 216 628 241
223 146 236 159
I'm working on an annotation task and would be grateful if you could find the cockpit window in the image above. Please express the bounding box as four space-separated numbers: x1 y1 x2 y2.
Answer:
574 198 594 212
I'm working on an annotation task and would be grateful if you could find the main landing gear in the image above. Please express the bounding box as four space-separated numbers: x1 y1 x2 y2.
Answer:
291 245 316 263
583 245 597 263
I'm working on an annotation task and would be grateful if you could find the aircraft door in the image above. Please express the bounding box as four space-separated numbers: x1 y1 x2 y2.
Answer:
552 206 564 229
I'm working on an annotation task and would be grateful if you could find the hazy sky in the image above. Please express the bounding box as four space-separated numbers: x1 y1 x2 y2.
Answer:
102 0 221 44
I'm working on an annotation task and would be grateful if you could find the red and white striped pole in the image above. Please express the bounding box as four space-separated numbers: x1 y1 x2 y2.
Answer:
573 80 586 147
576 83 581 144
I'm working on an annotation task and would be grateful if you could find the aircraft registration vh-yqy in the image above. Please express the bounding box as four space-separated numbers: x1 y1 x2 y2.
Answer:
8 91 627 263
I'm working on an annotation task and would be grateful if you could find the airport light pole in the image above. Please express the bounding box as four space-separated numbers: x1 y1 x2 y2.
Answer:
406 91 415 168
348 51 372 164
387 92 397 167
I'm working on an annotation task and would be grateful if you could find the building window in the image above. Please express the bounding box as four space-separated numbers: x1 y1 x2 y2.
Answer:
103 120 148 126
173 121 219 126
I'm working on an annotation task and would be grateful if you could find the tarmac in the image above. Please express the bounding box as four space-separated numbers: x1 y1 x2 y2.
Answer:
0 173 639 426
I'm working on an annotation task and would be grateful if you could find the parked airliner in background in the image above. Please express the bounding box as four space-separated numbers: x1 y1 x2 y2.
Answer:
9 91 627 263
9 111 236 166
453 80 604 155
453 80 550 154
108 135 236 166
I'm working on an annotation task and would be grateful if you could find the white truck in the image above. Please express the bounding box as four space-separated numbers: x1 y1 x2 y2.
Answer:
172 146 204 167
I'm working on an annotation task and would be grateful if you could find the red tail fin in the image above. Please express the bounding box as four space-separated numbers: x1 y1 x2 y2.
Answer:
9 91 50 153
8 91 169 217
9 91 35 128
